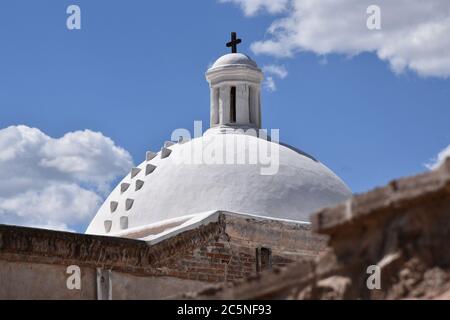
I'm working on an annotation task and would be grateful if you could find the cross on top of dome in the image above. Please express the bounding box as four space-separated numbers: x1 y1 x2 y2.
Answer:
226 32 242 53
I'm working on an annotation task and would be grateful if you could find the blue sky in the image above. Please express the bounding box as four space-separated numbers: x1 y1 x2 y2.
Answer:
0 1 449 232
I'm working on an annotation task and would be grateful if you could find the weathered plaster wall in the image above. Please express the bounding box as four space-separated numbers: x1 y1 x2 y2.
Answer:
111 274 206 299
0 260 96 300
0 260 207 300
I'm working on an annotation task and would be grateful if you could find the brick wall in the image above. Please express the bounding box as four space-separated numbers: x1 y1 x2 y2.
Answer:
151 213 322 283
157 240 297 283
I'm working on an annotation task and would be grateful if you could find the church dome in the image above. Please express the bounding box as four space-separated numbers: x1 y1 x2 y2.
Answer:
86 33 352 237
211 53 258 69
85 132 351 236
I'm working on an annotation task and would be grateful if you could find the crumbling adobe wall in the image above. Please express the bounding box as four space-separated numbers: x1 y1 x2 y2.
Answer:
299 157 450 299
190 158 450 300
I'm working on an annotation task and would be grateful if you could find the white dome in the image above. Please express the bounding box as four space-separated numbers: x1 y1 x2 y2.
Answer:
211 53 258 69
86 131 352 236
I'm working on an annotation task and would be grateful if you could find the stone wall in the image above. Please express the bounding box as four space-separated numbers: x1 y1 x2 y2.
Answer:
190 158 450 300
305 157 450 299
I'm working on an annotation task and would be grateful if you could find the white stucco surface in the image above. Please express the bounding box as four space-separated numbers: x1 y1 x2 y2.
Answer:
86 51 352 237
86 132 351 236
211 53 258 69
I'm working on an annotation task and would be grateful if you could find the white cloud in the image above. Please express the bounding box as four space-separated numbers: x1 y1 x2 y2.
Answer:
224 0 450 78
262 64 288 79
425 145 450 170
0 125 133 232
219 0 288 16
262 64 288 92
264 76 277 92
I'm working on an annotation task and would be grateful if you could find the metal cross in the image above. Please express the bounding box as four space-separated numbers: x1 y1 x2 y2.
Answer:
226 32 242 53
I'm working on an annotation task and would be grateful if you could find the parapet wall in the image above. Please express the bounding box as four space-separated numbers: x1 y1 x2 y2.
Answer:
0 219 222 299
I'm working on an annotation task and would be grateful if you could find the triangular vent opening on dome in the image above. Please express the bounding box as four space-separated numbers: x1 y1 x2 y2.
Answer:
130 167 141 179
104 220 112 233
161 147 172 159
110 201 118 213
120 216 128 230
125 198 134 211
146 164 156 175
135 179 144 191
120 183 130 193
146 151 157 161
